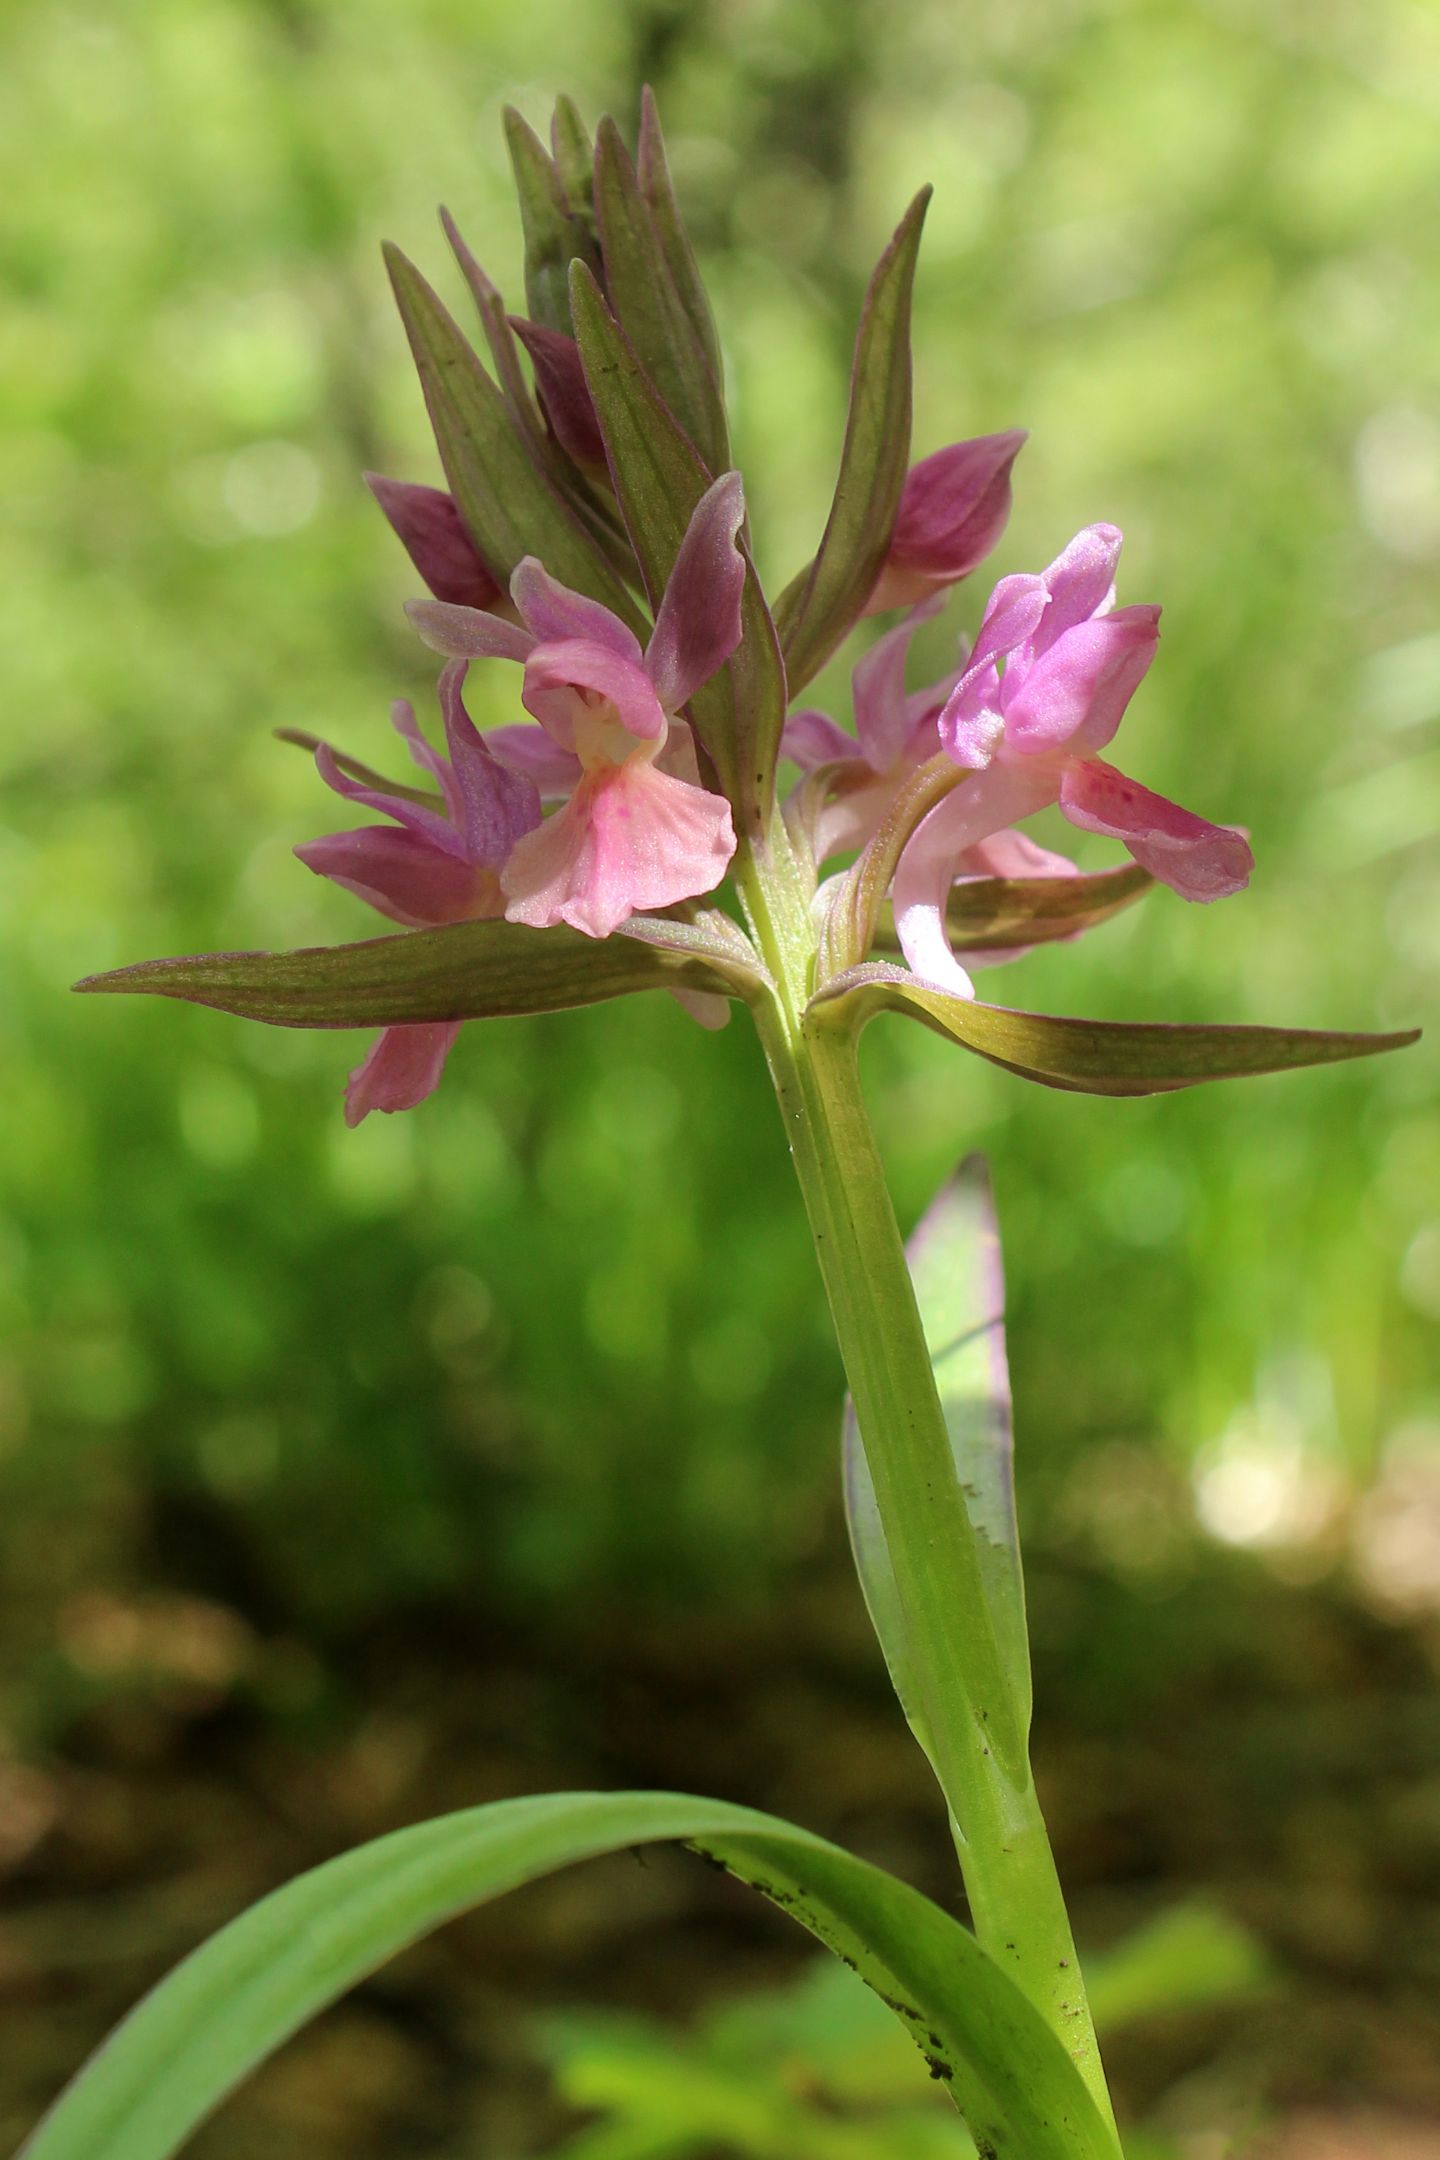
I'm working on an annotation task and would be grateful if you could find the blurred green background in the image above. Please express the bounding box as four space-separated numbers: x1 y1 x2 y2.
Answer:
2 0 1438 2152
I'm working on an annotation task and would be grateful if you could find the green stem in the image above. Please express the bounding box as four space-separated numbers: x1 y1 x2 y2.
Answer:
740 843 1118 2136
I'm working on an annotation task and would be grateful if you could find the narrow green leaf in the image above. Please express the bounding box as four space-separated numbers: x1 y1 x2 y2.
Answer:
550 96 599 242
503 105 601 333
74 915 762 1028
385 245 645 632
774 191 930 695
21 1790 1120 2160
593 118 728 474
570 265 786 837
636 86 724 389
811 963 1420 1095
844 1157 1030 1755
871 863 1155 957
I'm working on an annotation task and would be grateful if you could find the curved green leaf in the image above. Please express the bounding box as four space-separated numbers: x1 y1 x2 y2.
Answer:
774 191 930 695
74 915 764 1028
384 245 645 631
570 264 786 838
811 963 1420 1095
844 1156 1030 1756
21 1790 1121 2160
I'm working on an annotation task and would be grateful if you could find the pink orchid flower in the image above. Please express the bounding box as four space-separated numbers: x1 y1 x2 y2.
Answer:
365 474 505 614
786 601 1103 973
408 471 746 940
783 597 960 860
296 660 541 1125
894 523 1254 996
866 431 1026 614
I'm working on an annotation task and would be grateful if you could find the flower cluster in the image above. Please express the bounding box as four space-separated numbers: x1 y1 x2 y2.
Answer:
324 398 1252 1112
86 97 1396 1123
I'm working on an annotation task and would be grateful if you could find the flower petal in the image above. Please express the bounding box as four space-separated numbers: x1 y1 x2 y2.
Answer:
502 756 736 938
389 695 463 823
344 1022 463 1126
407 599 536 664
851 596 944 772
509 560 643 661
937 573 1050 764
644 471 747 713
365 475 503 611
435 661 543 865
1028 524 1123 658
486 724 584 799
891 765 1059 994
509 317 608 469
814 770 902 862
880 430 1026 589
1002 605 1160 757
961 828 1077 881
1059 758 1254 900
782 708 859 771
522 638 668 747
295 826 496 927
312 739 470 859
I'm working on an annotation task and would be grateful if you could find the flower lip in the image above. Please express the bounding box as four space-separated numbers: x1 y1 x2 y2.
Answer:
521 638 670 751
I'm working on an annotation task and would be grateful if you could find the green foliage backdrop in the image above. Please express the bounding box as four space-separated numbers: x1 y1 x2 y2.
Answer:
2 0 1436 1671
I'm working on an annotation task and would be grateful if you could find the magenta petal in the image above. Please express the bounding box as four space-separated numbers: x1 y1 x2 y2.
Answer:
968 573 1051 676
502 757 736 938
1029 524 1124 657
344 1022 463 1126
365 476 502 611
938 663 1006 769
851 596 943 772
313 743 470 858
435 662 542 865
888 431 1026 579
962 828 1077 880
510 317 608 469
1003 605 1161 757
486 724 584 799
389 695 463 823
407 599 536 664
644 472 747 713
510 560 643 662
522 638 668 746
1058 758 1254 900
295 826 492 926
782 708 860 771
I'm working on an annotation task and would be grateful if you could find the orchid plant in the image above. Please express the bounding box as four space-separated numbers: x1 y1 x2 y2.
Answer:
28 94 1415 2160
